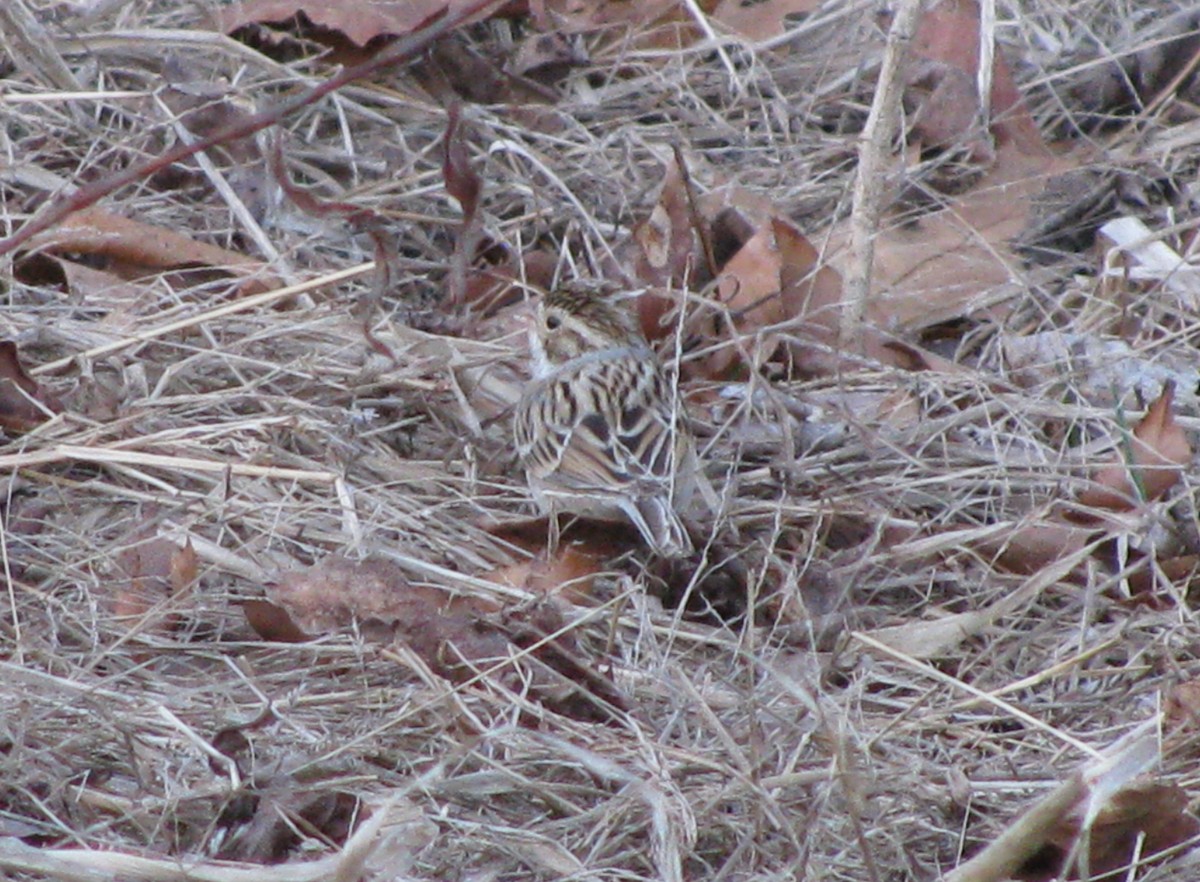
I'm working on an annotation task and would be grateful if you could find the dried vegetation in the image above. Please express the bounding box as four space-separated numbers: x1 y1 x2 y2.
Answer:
3 0 1200 879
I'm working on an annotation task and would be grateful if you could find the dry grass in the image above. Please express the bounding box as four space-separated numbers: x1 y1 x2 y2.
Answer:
3 0 1200 880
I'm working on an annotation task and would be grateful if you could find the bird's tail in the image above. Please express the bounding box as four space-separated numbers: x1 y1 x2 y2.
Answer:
628 497 693 557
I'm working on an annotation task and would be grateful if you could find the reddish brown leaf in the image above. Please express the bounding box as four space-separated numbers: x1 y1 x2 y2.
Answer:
490 542 609 603
979 519 1095 576
698 215 850 377
111 538 198 633
243 599 312 642
542 0 699 50
629 155 697 289
1018 780 1200 881
218 0 458 48
1165 677 1200 736
910 0 1045 153
22 206 275 294
1079 382 1192 511
266 554 493 637
443 101 481 222
215 790 367 863
0 341 60 432
823 141 1071 335
710 0 820 41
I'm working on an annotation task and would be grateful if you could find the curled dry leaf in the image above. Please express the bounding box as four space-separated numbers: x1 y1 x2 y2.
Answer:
13 254 147 330
702 215 844 377
1079 382 1192 512
264 554 494 638
710 0 821 42
1164 677 1200 739
401 600 630 723
443 102 482 223
215 789 366 863
629 155 696 290
0 341 61 432
490 544 608 604
1066 8 1200 124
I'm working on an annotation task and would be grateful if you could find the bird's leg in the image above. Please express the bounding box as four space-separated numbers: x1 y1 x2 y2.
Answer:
546 509 561 558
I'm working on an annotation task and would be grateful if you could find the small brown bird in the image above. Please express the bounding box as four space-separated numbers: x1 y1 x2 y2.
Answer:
514 285 699 556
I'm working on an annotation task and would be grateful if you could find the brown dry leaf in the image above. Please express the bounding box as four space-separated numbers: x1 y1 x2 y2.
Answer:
1164 677 1200 736
215 789 366 862
1068 8 1200 124
980 519 1095 576
629 155 697 290
218 0 464 48
401 601 630 723
490 544 608 604
542 0 700 50
443 102 481 223
710 0 821 42
460 246 557 314
13 254 148 330
824 141 1072 332
0 341 61 433
909 0 1045 153
443 101 485 306
1079 382 1192 511
23 206 275 295
510 31 588 82
1017 780 1200 881
242 599 313 642
111 538 198 633
702 215 849 377
266 554 493 637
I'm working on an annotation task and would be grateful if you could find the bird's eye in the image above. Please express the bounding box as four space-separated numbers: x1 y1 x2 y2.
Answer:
545 314 562 330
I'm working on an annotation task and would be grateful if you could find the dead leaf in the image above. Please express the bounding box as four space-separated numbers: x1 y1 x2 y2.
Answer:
702 214 847 377
629 155 697 290
111 537 198 633
510 31 588 82
710 0 821 42
215 789 366 862
13 254 148 330
543 0 701 51
1164 677 1200 736
980 519 1096 576
22 206 276 295
266 554 492 637
400 600 630 723
0 341 60 433
443 101 485 306
219 0 466 48
489 544 608 603
1066 8 1200 126
1079 382 1192 511
243 599 313 642
824 141 1071 333
443 101 481 225
909 0 1045 154
1017 780 1200 881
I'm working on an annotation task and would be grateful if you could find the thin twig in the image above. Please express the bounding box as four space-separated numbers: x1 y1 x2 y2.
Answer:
840 0 924 350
